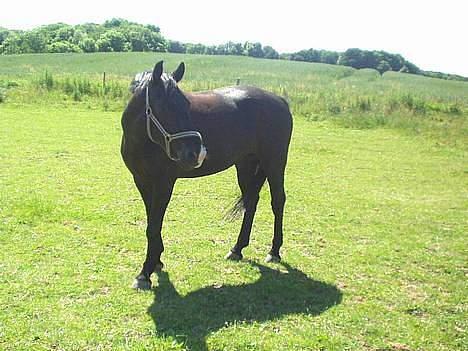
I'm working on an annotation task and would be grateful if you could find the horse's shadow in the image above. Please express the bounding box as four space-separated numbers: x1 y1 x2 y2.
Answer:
148 261 342 350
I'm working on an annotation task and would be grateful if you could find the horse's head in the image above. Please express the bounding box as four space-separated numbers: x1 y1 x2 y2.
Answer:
146 61 206 170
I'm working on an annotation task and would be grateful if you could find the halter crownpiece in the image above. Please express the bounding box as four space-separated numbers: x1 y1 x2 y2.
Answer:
145 85 207 168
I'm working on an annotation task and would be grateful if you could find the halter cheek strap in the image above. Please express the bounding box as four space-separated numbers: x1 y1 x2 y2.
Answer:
145 86 204 161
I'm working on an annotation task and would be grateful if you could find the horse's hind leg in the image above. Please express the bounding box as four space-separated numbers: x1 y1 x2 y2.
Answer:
264 161 287 263
226 156 266 261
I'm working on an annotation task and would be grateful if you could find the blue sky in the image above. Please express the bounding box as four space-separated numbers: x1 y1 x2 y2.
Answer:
1 0 467 76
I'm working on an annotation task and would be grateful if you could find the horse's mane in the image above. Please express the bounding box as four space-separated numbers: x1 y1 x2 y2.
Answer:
129 71 177 95
129 71 152 94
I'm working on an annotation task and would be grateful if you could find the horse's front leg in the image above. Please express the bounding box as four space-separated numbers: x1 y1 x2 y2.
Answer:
133 177 175 290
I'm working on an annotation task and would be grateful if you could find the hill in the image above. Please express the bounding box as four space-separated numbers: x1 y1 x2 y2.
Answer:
0 52 466 149
1 18 466 82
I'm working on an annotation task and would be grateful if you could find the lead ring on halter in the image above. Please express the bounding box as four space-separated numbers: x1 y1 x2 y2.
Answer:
145 85 204 162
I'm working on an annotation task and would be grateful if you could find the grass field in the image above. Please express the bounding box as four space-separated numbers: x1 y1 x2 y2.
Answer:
0 53 467 350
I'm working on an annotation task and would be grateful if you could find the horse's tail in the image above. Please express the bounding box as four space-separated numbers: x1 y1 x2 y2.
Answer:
224 167 266 221
224 196 246 221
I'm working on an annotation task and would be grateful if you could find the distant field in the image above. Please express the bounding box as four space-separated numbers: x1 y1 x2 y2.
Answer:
1 52 467 148
0 53 467 350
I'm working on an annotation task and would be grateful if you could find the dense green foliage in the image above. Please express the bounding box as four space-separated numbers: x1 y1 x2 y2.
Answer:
0 52 466 350
1 19 466 82
0 19 166 54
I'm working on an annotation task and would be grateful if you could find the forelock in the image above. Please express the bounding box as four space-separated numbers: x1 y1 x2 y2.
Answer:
161 73 177 94
129 71 178 95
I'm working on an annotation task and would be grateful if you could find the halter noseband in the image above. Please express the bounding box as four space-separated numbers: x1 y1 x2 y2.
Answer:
145 85 204 162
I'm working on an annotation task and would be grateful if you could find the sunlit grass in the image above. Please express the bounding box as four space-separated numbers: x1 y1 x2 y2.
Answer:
1 52 466 148
0 104 466 350
0 52 467 350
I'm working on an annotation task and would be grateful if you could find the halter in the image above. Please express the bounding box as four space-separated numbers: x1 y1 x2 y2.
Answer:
145 85 204 162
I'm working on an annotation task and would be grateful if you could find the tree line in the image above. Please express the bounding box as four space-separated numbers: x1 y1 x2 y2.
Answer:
1 18 466 82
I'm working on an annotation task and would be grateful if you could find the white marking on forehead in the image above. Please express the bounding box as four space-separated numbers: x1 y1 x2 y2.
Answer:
161 73 171 82
130 72 174 93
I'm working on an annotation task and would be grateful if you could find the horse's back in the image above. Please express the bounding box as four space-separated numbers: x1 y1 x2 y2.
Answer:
207 85 292 133
215 85 293 165
232 86 292 146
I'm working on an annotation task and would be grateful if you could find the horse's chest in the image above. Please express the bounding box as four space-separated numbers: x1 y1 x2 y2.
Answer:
122 142 164 179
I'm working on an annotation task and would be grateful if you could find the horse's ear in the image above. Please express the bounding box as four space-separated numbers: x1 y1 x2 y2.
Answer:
152 60 164 82
172 62 185 82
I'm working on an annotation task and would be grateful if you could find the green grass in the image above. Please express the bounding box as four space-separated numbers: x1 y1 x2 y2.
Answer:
1 52 467 148
0 53 467 350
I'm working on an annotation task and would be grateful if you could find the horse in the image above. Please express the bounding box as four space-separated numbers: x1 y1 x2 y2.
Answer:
121 61 293 289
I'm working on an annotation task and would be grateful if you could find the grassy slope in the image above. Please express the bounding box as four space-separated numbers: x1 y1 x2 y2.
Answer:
0 53 467 350
2 52 467 100
1 52 467 148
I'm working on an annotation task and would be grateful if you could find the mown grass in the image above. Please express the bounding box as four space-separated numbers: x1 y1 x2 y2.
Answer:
0 53 467 350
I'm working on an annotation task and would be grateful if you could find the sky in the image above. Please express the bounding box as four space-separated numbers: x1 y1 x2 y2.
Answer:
1 0 467 76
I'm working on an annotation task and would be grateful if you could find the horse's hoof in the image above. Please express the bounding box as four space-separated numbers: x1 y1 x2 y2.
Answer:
154 262 164 272
225 251 242 261
132 277 152 290
265 253 281 263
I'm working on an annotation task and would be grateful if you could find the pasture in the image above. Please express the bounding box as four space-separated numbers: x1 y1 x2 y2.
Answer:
0 53 467 350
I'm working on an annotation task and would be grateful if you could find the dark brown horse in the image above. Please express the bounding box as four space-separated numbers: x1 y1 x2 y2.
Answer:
121 61 293 289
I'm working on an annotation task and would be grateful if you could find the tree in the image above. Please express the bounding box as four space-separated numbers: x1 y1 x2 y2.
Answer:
144 31 167 52
145 24 161 33
79 37 97 53
263 46 279 59
96 37 113 52
225 41 243 56
0 33 23 54
320 50 339 65
0 28 11 46
402 61 420 74
186 43 206 54
26 31 48 53
71 30 86 45
245 42 264 58
290 49 321 63
100 30 128 52
56 25 74 42
338 48 364 68
376 60 392 74
204 46 217 55
47 41 82 53
168 40 186 53
104 18 128 28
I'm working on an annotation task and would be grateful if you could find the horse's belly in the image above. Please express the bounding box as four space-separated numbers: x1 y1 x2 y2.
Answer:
177 156 235 178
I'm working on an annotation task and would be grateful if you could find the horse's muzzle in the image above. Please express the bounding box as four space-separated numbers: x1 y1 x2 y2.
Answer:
195 145 207 168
